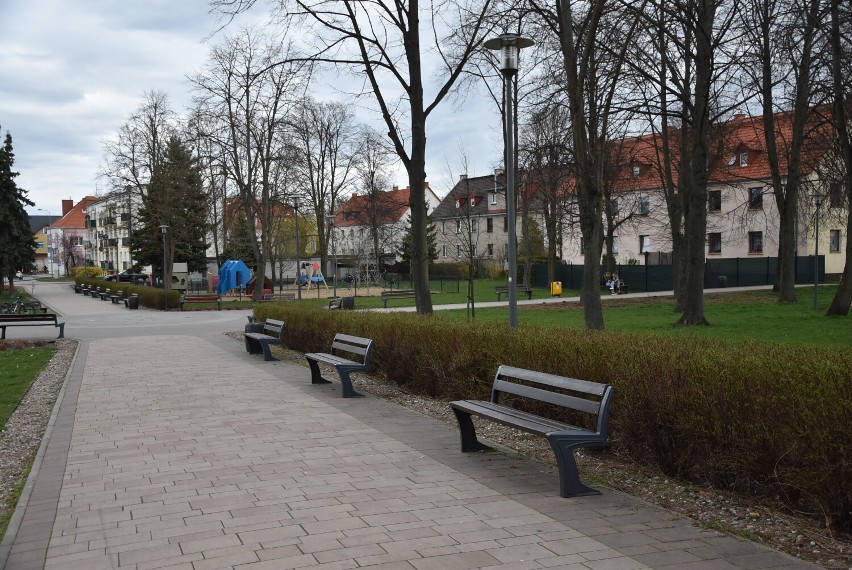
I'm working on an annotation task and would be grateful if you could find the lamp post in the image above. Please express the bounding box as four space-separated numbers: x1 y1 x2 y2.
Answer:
326 214 337 297
293 198 301 301
485 32 534 329
812 193 823 311
159 225 169 310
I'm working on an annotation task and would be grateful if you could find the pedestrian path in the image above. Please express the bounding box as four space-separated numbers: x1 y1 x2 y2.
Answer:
0 281 819 569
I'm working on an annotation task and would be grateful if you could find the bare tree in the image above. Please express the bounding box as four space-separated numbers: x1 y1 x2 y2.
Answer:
211 0 500 314
289 97 358 272
190 29 307 299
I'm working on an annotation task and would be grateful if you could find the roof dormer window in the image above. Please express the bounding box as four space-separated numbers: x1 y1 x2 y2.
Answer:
739 152 749 167
632 164 641 178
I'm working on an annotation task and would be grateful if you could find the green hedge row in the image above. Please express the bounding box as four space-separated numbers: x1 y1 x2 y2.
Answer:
255 302 852 532
74 278 181 309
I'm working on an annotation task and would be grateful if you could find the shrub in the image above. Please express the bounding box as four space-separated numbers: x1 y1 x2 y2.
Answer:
74 277 180 309
72 266 105 279
254 302 852 532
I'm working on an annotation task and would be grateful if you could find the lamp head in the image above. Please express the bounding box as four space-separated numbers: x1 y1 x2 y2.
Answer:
484 33 534 74
813 193 824 207
159 224 169 234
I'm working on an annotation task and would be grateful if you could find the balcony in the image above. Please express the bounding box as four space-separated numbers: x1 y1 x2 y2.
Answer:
107 239 119 247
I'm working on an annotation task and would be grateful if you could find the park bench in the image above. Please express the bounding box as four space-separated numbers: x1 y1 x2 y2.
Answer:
110 290 125 304
494 285 534 301
327 296 355 310
99 288 111 301
74 284 84 294
380 289 415 307
123 293 139 309
88 286 101 298
260 292 295 302
179 293 222 311
305 333 374 398
0 313 65 339
244 318 286 361
607 279 629 295
450 365 614 498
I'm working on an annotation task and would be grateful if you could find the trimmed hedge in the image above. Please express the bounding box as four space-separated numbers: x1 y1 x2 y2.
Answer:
255 302 852 531
74 277 180 309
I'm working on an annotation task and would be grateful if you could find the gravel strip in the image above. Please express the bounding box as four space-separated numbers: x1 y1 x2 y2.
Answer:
0 339 76 537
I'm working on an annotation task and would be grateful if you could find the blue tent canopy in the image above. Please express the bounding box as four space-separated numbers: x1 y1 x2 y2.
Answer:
217 259 252 294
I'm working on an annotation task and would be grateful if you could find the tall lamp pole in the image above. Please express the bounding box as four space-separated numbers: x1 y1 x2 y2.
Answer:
485 32 534 329
812 193 823 311
326 214 337 297
293 198 301 301
159 225 169 310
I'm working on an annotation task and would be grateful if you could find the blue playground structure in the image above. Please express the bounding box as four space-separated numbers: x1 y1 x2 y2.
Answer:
217 259 252 295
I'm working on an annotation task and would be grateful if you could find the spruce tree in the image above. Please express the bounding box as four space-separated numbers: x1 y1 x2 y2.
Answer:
0 128 37 288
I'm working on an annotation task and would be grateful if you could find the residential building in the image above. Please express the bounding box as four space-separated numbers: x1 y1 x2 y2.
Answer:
28 215 53 273
333 184 441 267
559 112 846 275
46 197 98 276
84 196 135 273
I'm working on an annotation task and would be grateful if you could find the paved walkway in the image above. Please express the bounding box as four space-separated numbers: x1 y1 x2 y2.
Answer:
0 281 818 569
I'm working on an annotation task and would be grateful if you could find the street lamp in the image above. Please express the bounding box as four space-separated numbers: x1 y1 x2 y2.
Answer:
292 198 301 301
159 224 169 310
485 32 534 329
326 214 337 297
812 193 824 311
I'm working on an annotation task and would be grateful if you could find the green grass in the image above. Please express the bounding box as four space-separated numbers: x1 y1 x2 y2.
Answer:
0 346 55 427
437 287 852 347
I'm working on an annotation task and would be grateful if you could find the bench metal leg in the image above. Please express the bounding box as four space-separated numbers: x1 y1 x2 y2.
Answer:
337 369 365 398
57 323 65 339
451 408 493 452
259 341 278 362
307 359 332 385
548 435 602 497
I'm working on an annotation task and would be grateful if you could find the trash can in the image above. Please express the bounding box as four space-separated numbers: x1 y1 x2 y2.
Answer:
128 295 139 309
550 281 563 297
717 275 728 288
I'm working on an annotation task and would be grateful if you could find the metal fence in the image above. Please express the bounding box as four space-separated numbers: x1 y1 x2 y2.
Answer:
531 256 824 293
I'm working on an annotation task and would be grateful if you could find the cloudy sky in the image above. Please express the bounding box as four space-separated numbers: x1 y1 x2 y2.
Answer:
1 0 504 219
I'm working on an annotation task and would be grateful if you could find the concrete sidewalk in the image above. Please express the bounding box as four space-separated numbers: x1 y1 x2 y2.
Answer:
1 281 819 569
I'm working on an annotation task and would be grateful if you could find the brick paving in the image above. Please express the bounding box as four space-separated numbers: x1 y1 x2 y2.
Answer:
0 281 820 569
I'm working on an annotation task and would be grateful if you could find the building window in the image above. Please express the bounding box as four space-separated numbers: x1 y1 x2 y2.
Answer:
639 235 651 253
471 245 477 257
739 152 749 167
456 244 462 257
708 232 722 253
442 245 448 257
503 216 508 232
612 236 619 254
470 197 476 207
749 187 763 209
749 231 763 253
456 220 461 233
829 230 841 253
490 192 497 205
471 219 478 233
487 243 494 256
632 164 640 178
708 190 721 211
487 218 493 233
441 221 446 234
455 199 461 208
829 183 843 208
639 196 650 215
609 199 619 217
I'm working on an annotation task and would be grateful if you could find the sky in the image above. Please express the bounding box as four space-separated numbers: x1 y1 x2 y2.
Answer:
0 0 505 220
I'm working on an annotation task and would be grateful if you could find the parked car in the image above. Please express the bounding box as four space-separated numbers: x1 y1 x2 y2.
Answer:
105 272 150 284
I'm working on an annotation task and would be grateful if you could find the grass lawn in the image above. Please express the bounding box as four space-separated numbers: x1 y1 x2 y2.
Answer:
0 345 56 427
438 287 852 347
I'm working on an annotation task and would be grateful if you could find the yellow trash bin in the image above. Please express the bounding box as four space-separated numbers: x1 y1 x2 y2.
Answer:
550 281 562 297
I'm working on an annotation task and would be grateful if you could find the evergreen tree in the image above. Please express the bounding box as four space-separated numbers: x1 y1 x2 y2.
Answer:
0 128 36 288
221 212 257 267
131 137 209 277
398 209 438 264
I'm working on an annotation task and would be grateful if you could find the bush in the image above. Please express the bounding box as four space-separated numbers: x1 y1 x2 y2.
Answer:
254 302 852 532
74 277 180 309
72 266 105 279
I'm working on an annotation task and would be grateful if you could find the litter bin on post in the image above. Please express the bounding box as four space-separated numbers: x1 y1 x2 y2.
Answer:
128 295 139 309
717 275 728 288
550 281 563 297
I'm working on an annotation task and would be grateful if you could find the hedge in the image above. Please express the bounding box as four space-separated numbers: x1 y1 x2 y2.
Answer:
74 277 180 309
254 301 852 532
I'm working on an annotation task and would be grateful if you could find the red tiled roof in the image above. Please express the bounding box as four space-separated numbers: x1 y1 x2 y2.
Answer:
52 196 98 229
335 186 412 227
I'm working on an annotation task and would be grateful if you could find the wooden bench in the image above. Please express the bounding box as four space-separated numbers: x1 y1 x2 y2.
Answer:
327 296 355 310
179 294 222 311
260 292 295 302
0 313 65 339
305 334 374 398
88 286 101 298
450 365 615 498
494 286 534 301
244 319 286 361
99 288 112 301
74 284 84 293
110 290 125 304
380 289 415 307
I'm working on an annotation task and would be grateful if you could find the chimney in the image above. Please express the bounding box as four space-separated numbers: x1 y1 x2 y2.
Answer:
459 174 468 181
62 199 73 216
392 185 398 192
494 168 504 178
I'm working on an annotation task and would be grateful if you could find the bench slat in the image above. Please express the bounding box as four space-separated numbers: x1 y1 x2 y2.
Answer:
451 400 579 435
492 379 602 416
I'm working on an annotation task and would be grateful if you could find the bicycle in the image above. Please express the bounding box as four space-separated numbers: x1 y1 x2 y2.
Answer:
0 296 39 315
